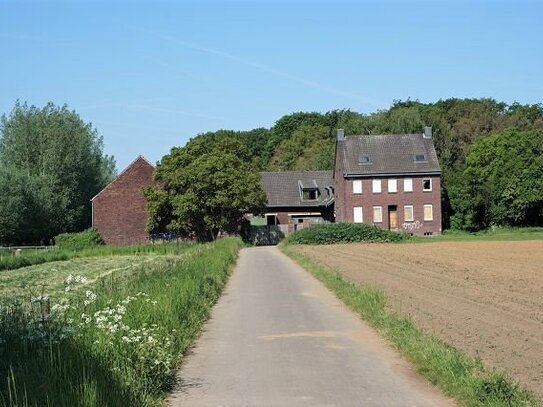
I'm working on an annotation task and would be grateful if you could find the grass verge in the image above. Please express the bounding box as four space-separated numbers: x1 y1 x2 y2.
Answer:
0 237 243 406
0 242 192 272
280 243 540 407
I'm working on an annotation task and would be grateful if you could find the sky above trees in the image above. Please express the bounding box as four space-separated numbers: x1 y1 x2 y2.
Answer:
1 0 542 169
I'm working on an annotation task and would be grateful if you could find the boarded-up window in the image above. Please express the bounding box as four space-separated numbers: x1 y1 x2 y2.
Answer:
404 178 413 192
424 204 433 221
388 179 397 193
372 179 381 193
373 206 382 223
404 205 414 222
353 207 363 223
353 180 362 194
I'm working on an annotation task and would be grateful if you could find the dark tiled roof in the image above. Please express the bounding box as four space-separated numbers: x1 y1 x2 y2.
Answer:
260 171 335 208
337 134 441 177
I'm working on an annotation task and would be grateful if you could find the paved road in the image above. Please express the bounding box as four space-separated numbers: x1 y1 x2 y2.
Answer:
168 247 455 407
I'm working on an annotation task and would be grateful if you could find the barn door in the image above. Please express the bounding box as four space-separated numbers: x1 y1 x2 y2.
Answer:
388 206 398 230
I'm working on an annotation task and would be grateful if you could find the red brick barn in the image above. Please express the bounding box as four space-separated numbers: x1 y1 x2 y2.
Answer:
334 128 442 235
91 156 156 245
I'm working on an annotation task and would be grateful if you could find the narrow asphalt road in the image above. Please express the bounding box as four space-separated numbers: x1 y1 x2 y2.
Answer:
168 246 455 407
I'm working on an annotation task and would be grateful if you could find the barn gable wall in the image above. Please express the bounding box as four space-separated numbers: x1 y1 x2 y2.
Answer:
92 156 155 245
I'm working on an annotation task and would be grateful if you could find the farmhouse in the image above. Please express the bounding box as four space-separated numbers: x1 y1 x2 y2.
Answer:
334 127 442 235
91 127 442 244
91 156 156 245
259 170 335 231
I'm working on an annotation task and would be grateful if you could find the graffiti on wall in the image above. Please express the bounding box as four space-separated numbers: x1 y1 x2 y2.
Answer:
402 221 423 231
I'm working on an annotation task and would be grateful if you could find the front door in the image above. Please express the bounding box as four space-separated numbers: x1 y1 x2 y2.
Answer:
388 206 398 230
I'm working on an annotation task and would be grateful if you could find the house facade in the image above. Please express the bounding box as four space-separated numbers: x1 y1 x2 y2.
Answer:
91 156 156 245
334 128 442 235
259 171 335 231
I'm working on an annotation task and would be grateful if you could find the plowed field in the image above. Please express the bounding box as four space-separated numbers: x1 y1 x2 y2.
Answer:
294 240 543 398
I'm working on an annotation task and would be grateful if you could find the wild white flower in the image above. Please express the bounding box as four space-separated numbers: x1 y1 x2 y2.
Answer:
65 274 74 285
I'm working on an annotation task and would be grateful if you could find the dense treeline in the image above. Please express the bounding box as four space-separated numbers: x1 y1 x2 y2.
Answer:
195 98 543 230
0 102 116 245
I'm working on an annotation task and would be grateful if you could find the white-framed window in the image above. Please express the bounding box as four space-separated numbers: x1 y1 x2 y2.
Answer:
424 204 433 221
373 206 382 223
423 178 432 191
372 179 381 193
404 205 414 222
353 207 363 223
388 179 397 193
353 180 362 194
404 178 413 192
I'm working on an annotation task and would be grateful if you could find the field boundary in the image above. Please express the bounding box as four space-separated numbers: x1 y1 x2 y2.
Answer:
280 243 540 407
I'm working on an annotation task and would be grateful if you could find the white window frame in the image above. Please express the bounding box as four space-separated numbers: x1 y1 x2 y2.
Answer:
388 179 397 193
353 207 363 223
404 178 413 193
352 180 362 194
422 178 432 192
404 205 414 222
424 204 434 221
373 206 382 223
372 179 381 193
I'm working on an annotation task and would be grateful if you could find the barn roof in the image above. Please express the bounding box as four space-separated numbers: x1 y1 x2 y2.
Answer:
337 133 441 177
91 155 155 202
260 170 335 208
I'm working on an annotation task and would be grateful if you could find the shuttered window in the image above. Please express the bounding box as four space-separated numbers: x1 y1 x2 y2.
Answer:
424 204 433 221
404 178 413 192
353 180 362 194
388 179 397 193
404 205 414 222
353 207 363 223
373 206 382 223
372 179 381 193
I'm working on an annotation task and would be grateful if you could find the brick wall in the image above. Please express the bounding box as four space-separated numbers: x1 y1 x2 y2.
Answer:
92 156 156 245
336 175 442 235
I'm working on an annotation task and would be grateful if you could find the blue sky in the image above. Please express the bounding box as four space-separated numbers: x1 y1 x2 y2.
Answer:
1 0 542 170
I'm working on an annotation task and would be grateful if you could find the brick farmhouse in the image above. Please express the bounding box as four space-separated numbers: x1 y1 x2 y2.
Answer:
91 156 156 245
334 127 442 235
91 128 442 244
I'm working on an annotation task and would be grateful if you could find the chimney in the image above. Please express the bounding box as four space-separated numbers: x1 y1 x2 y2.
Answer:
423 126 432 139
336 129 345 141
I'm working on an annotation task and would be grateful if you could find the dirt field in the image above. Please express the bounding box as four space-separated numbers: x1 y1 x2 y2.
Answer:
294 240 543 398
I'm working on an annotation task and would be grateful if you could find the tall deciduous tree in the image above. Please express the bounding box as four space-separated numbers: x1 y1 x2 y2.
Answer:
463 128 543 228
145 135 266 241
0 102 116 245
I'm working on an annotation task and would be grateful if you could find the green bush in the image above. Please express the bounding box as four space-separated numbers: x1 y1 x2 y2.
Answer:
285 223 408 245
55 228 105 250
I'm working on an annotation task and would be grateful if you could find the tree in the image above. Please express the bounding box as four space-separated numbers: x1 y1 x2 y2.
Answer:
463 128 543 228
0 102 116 244
145 136 266 241
268 124 335 171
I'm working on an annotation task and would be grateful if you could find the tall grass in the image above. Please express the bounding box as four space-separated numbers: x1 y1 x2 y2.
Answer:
281 244 540 407
0 237 243 406
0 242 193 272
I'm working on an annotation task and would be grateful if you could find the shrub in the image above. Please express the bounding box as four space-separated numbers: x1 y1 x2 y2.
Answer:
285 223 408 245
55 228 104 250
